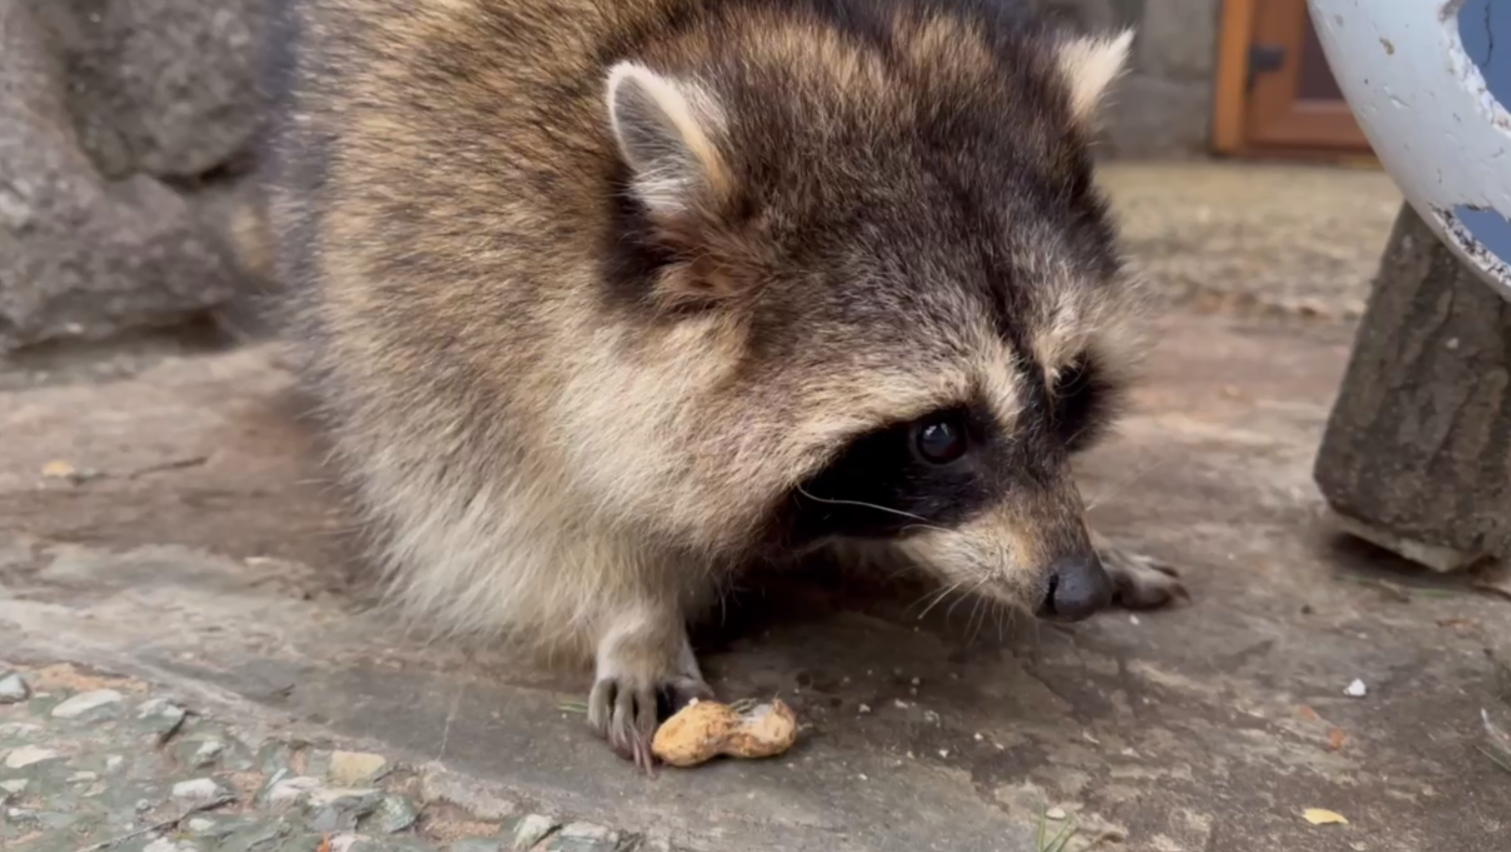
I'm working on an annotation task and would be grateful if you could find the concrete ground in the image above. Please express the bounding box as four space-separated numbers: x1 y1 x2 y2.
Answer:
2 162 1509 852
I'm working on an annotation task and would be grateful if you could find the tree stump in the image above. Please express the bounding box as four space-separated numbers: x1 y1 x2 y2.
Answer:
1313 202 1511 570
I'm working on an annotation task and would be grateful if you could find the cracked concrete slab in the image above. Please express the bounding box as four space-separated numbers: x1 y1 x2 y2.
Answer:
1 309 1509 849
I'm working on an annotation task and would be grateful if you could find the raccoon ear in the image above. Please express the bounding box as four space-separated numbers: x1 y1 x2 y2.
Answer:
1056 28 1134 123
606 61 733 219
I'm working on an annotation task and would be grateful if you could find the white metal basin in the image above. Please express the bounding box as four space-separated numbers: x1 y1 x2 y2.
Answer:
1309 0 1511 298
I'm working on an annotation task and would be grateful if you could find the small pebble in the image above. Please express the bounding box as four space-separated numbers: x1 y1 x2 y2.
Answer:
560 822 614 843
1047 807 1068 820
51 689 124 721
973 733 984 742
512 814 559 850
1129 615 1141 626
262 775 322 809
0 673 30 704
369 794 419 834
938 749 950 759
171 778 227 805
4 746 60 769
189 740 225 767
857 704 872 715
327 750 388 786
910 677 921 686
449 840 502 852
134 698 187 738
893 699 910 710
1344 679 1368 698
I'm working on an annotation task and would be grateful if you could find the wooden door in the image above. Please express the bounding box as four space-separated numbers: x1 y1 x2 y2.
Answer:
1213 0 1374 160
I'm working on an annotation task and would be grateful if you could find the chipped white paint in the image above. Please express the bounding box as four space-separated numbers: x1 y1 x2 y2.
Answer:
1309 0 1511 298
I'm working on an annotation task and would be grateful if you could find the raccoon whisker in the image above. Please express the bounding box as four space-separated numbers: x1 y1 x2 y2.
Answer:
913 579 966 621
795 485 938 526
965 576 994 644
945 577 988 625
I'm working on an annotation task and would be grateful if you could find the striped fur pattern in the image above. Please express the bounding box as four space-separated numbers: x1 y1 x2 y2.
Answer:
262 0 1183 768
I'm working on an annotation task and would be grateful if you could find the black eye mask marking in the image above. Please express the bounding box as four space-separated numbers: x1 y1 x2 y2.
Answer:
779 404 1002 547
1050 351 1118 453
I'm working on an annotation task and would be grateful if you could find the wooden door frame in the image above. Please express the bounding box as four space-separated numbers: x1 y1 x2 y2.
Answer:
1212 0 1376 161
1212 0 1256 154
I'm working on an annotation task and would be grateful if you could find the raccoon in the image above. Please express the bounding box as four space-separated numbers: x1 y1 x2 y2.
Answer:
263 0 1187 769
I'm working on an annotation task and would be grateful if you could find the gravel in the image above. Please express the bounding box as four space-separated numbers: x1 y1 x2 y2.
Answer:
0 665 633 852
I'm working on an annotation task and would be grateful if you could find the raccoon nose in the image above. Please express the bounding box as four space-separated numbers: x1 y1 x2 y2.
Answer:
1036 553 1113 622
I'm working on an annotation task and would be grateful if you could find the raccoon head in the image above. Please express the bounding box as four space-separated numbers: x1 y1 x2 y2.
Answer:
598 11 1143 622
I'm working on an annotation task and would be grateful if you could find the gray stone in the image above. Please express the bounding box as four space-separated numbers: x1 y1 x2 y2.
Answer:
50 689 124 722
449 841 502 852
219 817 295 852
173 736 226 769
306 788 384 833
184 814 261 842
546 823 617 852
327 751 388 786
347 839 435 852
255 741 297 775
5 807 41 827
510 814 559 851
170 777 234 807
0 673 29 703
3 745 60 769
0 0 269 353
144 837 200 852
1315 203 1511 564
0 722 42 744
257 773 322 810
364 795 419 835
134 698 187 740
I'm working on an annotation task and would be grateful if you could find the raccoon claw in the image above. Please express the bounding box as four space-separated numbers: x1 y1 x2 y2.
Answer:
1100 545 1189 610
587 675 715 775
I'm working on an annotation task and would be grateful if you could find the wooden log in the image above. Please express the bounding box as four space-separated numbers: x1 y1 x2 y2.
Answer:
1313 202 1511 569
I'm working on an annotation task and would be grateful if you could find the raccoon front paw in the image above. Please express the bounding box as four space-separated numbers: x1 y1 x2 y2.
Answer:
587 673 715 773
1096 540 1190 610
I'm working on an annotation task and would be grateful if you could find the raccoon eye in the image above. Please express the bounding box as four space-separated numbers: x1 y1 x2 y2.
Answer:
912 416 968 465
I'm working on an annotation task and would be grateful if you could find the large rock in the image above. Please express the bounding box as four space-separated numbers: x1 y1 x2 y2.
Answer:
0 0 269 354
